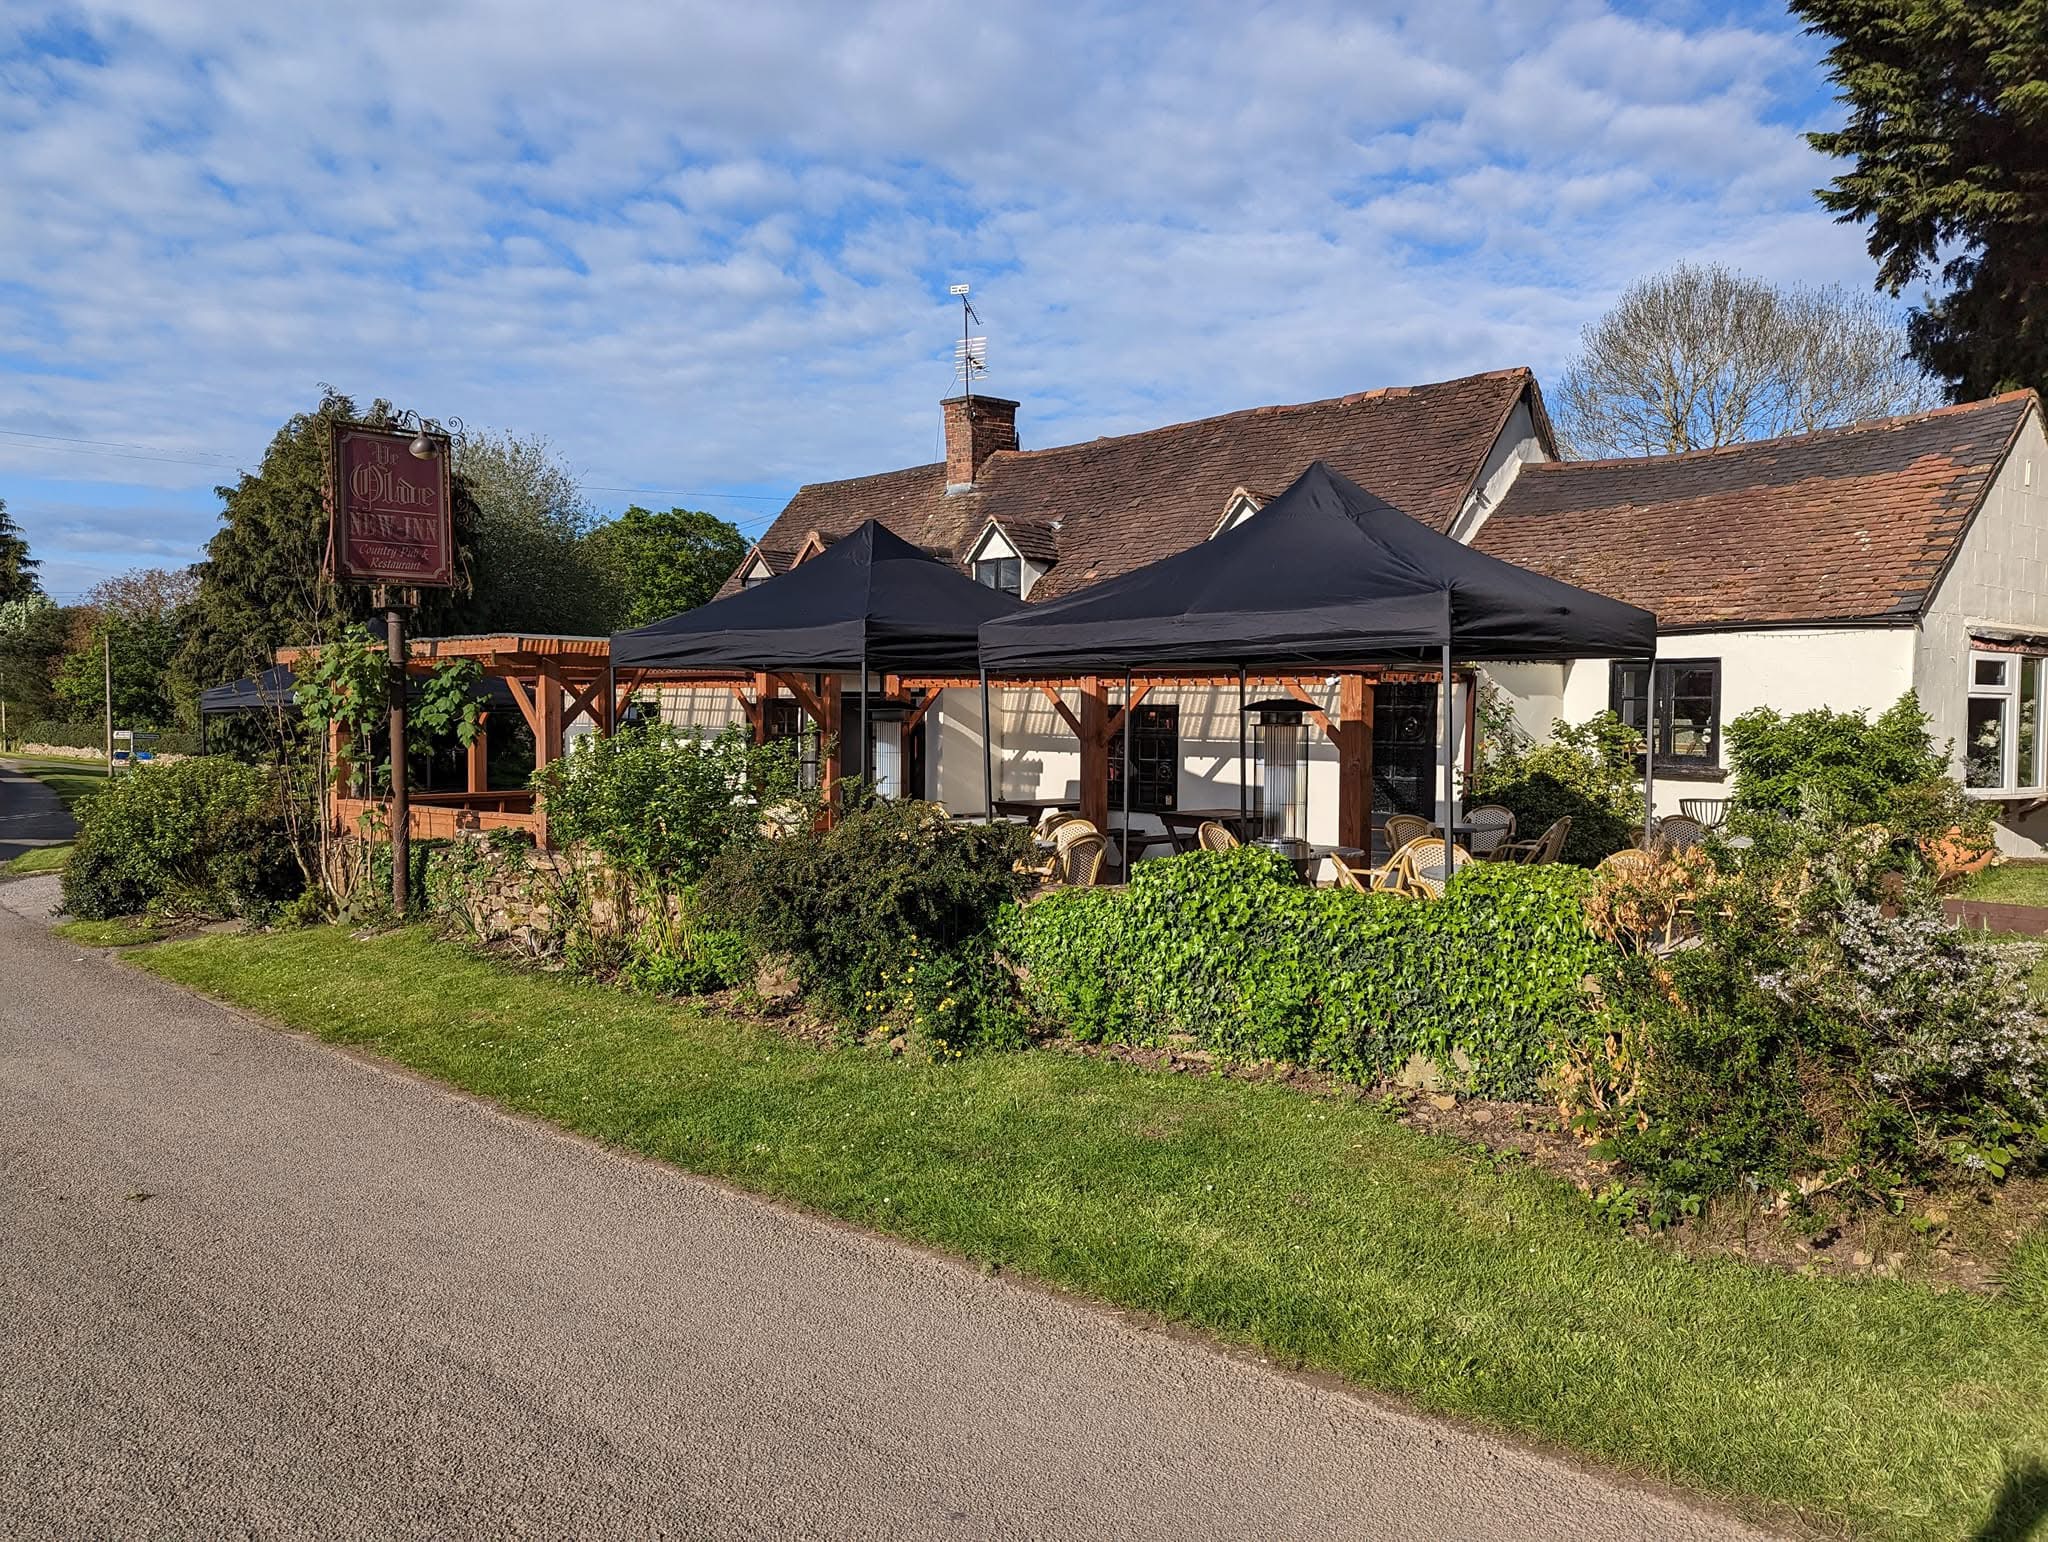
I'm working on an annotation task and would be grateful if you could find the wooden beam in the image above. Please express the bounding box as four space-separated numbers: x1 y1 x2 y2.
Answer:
770 672 825 726
1036 683 1081 738
1104 681 1155 741
1078 675 1109 830
466 711 490 793
1337 674 1374 853
500 672 542 737
902 688 944 735
1281 681 1338 744
563 677 608 730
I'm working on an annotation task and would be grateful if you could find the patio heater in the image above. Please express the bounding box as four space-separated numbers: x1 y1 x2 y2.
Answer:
1242 699 1310 842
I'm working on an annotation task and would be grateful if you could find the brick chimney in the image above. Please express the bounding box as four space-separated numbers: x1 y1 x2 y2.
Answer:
942 394 1019 491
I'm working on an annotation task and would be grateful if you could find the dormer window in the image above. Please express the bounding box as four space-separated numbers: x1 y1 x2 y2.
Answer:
741 560 774 589
1212 486 1268 537
975 556 1022 596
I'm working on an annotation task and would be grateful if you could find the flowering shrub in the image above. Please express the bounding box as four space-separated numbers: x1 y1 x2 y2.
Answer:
1573 815 2048 1201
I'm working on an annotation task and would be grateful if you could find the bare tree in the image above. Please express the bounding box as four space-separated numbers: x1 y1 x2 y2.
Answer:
1552 264 1943 459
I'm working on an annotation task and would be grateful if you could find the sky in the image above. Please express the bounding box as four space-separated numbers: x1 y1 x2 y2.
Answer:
0 0 1882 603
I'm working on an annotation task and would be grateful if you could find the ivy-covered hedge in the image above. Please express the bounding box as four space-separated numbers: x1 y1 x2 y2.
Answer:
998 846 1611 1095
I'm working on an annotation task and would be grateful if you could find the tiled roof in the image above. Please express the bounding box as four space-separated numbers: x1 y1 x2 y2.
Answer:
720 369 1541 599
1474 393 2038 629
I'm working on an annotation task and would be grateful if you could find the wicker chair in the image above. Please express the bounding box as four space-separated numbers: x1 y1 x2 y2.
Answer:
1393 838 1475 899
1658 814 1710 853
1463 803 1516 858
1596 847 1658 878
1197 820 1241 852
1382 813 1433 857
1500 816 1572 865
1332 848 1413 894
1054 822 1108 886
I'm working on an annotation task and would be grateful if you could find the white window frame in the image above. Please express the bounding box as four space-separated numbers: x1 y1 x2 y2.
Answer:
1967 648 2047 795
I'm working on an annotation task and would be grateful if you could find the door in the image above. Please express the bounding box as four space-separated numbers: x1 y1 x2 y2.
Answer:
1373 683 1436 816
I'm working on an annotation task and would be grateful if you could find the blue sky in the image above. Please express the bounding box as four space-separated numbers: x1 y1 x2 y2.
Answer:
0 0 1878 601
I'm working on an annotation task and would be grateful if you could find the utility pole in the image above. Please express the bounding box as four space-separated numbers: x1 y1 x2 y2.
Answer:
103 631 113 773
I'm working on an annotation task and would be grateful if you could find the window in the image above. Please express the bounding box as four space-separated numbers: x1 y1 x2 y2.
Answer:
761 699 820 790
1108 704 1179 813
1610 659 1722 766
974 555 1021 596
1967 649 2046 792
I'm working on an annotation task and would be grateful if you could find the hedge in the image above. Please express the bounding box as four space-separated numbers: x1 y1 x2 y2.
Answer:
998 846 1611 1096
8 718 201 755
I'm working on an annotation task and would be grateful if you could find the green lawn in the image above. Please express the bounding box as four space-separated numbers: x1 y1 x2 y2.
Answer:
132 926 2048 1542
1963 862 2048 907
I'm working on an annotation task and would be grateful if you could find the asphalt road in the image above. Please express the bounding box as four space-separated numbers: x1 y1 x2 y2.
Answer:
0 759 78 864
0 874 1776 1541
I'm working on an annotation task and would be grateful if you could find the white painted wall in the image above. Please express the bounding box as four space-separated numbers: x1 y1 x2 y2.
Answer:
1449 396 1547 543
1915 407 2048 850
1481 628 1919 817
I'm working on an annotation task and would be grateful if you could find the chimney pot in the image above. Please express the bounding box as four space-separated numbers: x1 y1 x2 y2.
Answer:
942 395 1020 491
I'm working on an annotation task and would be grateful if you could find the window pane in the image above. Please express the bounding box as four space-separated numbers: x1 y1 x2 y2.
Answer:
1968 695 2008 788
1975 656 2009 688
2024 658 2043 789
1611 663 1649 736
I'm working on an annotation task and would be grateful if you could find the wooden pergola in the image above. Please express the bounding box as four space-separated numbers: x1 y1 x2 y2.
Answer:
281 633 634 846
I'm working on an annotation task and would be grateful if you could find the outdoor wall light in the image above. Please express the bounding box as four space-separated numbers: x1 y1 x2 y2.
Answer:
389 409 463 459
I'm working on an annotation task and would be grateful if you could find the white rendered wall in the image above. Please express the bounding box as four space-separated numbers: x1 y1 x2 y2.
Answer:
1915 409 2048 851
1513 629 1918 817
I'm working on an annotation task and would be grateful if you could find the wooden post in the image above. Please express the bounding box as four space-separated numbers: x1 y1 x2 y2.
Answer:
386 606 408 916
1337 673 1374 852
753 671 773 744
467 711 490 793
535 661 566 771
819 673 843 818
1078 674 1109 830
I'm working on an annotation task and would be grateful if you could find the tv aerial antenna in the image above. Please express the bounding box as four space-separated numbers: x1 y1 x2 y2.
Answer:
949 283 986 399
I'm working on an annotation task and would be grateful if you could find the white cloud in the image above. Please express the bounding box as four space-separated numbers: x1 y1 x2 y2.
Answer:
0 0 1884 590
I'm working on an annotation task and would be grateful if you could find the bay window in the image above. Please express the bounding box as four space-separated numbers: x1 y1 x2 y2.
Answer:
1967 650 2045 792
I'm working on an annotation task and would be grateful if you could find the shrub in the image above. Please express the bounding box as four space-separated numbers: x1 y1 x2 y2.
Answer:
1725 693 1990 859
1575 817 2048 1201
999 846 1611 1095
1469 712 1645 865
62 757 305 920
698 799 1031 1050
535 721 809 885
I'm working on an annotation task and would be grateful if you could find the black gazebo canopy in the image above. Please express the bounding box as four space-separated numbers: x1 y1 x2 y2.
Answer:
976 460 1658 845
612 518 1023 676
978 460 1653 673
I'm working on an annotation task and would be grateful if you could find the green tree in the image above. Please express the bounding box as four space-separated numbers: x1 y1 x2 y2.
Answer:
454 428 623 633
1796 0 2048 399
0 498 41 605
0 593 68 725
591 506 747 628
54 568 197 729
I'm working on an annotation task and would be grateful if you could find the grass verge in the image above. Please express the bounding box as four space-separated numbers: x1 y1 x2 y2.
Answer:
135 924 2048 1542
55 916 162 947
1962 861 2048 907
3 843 69 876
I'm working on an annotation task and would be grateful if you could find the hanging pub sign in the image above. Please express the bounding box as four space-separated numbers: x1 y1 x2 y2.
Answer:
326 423 455 588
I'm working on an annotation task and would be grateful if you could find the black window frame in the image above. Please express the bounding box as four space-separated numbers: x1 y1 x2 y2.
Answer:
1610 658 1722 767
973 555 1022 597
1108 703 1179 814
